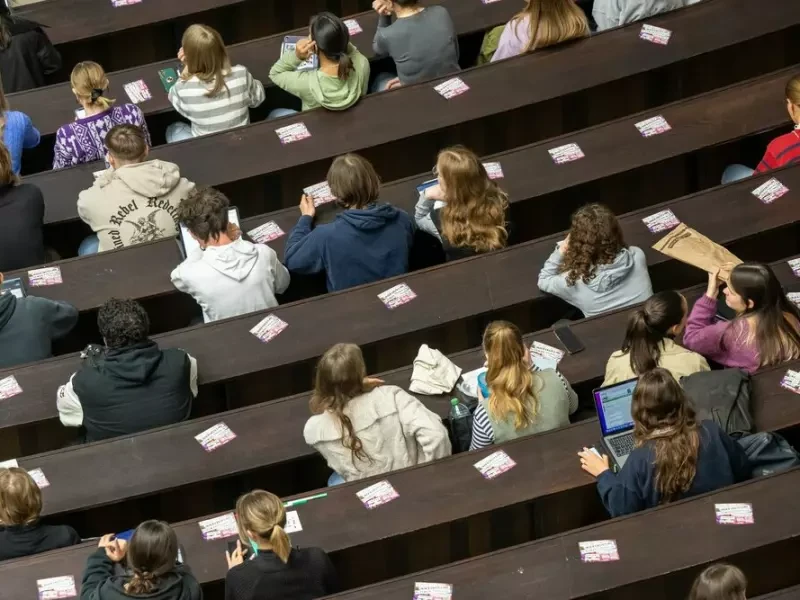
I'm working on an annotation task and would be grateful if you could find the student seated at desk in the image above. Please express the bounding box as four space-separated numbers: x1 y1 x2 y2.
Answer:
603 290 709 386
268 12 370 118
53 61 150 169
0 78 40 175
225 490 338 600
77 124 195 256
683 263 800 374
172 187 289 323
82 521 201 600
57 298 197 443
593 0 694 32
689 564 748 600
0 467 80 562
166 24 266 143
414 146 510 262
284 153 413 292
0 272 78 369
537 203 653 318
578 368 751 517
0 144 46 271
0 4 61 94
304 343 451 485
470 321 578 451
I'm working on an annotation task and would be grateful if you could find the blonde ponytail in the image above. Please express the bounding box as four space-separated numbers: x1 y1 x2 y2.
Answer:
235 490 294 564
70 61 115 110
269 524 291 564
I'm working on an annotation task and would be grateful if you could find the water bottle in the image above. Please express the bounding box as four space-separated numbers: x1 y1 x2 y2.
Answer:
449 397 472 453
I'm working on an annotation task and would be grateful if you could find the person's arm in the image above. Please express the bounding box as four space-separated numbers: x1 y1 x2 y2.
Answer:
170 250 204 294
57 374 83 427
320 550 341 594
132 106 152 147
283 216 326 275
469 400 494 451
52 129 74 170
395 388 452 461
536 243 569 296
553 370 579 415
245 68 266 108
681 294 732 359
21 114 41 149
80 548 113 600
755 142 778 173
187 354 199 397
719 428 752 483
37 297 79 340
595 467 646 517
414 192 442 241
492 20 526 62
168 82 194 121
269 50 314 105
592 0 616 31
35 29 62 76
266 247 291 295
372 14 393 56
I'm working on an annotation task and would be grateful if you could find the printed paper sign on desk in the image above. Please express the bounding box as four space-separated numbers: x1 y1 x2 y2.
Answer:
0 458 18 468
284 510 302 533
357 480 399 509
640 24 672 45
275 123 311 144
37 576 77 600
378 283 417 309
250 315 288 344
123 80 152 104
0 375 23 399
344 19 362 35
530 342 564 371
780 369 800 394
751 178 789 204
715 503 754 525
29 266 62 287
304 181 338 207
111 0 142 6
635 115 672 137
474 450 516 479
642 209 680 233
413 582 453 600
788 293 800 309
28 468 50 489
483 162 504 180
195 423 237 452
199 512 238 540
248 221 284 244
548 143 584 165
579 540 620 563
434 77 469 99
789 258 800 277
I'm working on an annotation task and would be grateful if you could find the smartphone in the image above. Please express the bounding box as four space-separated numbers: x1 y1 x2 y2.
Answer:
158 67 179 93
115 529 135 542
554 326 585 355
227 540 250 559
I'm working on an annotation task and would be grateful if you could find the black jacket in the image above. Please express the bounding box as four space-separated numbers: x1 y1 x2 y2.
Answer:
0 17 61 93
68 341 195 443
0 183 45 272
225 548 338 600
0 522 81 562
81 549 202 600
0 292 78 369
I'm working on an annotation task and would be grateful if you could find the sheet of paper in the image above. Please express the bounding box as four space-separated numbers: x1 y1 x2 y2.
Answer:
529 341 565 371
111 0 142 6
0 458 18 468
635 115 672 137
28 266 63 287
357 480 399 509
275 122 311 144
413 582 453 600
483 161 504 180
474 450 517 480
37 576 77 600
304 181 338 207
198 512 238 540
548 143 584 165
28 468 50 489
579 539 620 563
780 369 800 394
249 315 288 344
640 24 672 45
284 510 302 534
378 283 417 309
247 221 285 244
344 19 362 35
715 503 754 525
434 77 470 100
787 292 800 308
0 375 23 400
751 178 789 204
642 209 680 233
123 80 152 104
195 422 237 452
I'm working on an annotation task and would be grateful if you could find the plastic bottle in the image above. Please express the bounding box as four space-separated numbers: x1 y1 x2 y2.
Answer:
449 397 472 453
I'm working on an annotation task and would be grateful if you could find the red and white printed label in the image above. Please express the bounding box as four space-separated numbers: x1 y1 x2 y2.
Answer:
195 423 237 452
344 19 362 35
304 181 338 207
249 314 288 343
548 143 584 165
37 576 77 600
111 0 142 6
28 266 62 287
28 468 50 489
640 24 672 45
0 375 23 400
275 122 311 144
715 503 754 525
483 162 504 180
635 115 672 137
474 450 516 479
789 258 800 277
642 209 680 233
378 283 417 309
579 540 620 563
123 80 152 104
198 513 238 541
413 583 453 600
357 480 399 509
780 369 800 394
751 178 789 204
434 77 470 100
530 341 565 371
248 221 285 244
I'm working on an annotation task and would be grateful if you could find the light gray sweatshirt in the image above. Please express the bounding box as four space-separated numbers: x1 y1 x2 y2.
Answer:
593 0 696 31
537 244 653 318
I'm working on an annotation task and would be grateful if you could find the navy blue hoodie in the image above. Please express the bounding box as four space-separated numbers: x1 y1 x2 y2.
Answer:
284 204 414 292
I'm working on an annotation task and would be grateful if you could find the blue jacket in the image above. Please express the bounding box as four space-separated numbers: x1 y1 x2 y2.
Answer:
284 204 414 292
596 421 751 517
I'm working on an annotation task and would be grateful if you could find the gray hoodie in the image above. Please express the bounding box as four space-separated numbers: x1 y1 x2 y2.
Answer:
170 237 290 323
593 0 696 31
537 244 653 318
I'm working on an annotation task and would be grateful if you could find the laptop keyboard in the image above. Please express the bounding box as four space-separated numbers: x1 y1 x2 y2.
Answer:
609 433 634 457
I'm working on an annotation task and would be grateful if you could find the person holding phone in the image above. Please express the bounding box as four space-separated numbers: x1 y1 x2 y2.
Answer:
81 520 201 600
225 490 338 600
537 203 653 318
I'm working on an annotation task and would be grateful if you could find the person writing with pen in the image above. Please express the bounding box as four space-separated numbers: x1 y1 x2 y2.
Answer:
224 490 339 600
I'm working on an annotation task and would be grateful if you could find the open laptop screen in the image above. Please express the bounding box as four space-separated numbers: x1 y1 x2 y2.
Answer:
593 378 637 436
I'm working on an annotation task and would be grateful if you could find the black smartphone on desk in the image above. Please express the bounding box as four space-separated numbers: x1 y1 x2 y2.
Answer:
555 326 585 354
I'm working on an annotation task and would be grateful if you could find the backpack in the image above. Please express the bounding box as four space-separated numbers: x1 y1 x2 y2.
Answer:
737 431 800 477
681 369 754 437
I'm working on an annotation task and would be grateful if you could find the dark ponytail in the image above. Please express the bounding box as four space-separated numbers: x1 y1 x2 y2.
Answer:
621 290 686 376
310 11 352 81
124 521 179 596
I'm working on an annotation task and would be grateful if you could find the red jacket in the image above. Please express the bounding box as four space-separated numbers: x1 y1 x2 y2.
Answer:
756 128 800 173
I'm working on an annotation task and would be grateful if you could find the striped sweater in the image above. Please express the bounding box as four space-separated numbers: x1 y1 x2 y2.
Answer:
167 64 266 138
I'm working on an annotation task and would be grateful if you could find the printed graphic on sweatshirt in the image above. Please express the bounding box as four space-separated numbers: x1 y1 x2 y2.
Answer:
107 198 180 249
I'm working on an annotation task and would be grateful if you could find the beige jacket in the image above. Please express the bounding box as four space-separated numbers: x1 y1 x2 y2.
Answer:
603 338 710 386
303 385 451 482
77 160 195 252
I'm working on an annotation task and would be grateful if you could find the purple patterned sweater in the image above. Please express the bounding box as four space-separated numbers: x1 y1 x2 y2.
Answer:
52 104 151 170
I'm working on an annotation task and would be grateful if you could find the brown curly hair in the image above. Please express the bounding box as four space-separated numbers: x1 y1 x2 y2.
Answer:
560 203 626 286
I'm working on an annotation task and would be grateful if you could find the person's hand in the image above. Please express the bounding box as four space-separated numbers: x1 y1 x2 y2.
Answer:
226 222 242 240
718 261 736 283
386 77 403 90
424 183 445 201
295 38 316 61
226 540 244 569
706 267 722 299
363 377 385 388
372 0 392 15
299 194 316 218
177 47 185 63
98 534 128 562
578 448 610 478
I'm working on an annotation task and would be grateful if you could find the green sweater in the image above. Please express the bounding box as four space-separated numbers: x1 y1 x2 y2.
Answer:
269 43 370 112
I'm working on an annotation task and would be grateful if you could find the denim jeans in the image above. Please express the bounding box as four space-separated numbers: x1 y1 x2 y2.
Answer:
370 72 398 94
327 472 345 486
721 164 755 185
78 234 100 256
166 122 194 143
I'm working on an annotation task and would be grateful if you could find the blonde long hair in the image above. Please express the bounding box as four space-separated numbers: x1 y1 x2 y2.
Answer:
483 321 538 429
235 490 291 564
438 146 509 253
181 24 231 97
512 0 589 53
71 62 115 111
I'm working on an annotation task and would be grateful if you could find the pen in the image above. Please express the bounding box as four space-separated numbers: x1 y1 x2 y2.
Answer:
284 492 328 508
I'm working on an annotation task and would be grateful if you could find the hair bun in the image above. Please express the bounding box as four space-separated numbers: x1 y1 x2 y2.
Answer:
90 88 103 101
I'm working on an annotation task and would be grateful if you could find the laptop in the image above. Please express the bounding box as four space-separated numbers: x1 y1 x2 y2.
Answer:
1 277 26 299
593 377 638 470
178 207 240 258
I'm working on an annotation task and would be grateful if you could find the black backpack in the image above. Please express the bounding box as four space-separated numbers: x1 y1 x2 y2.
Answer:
737 432 800 478
681 369 754 437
